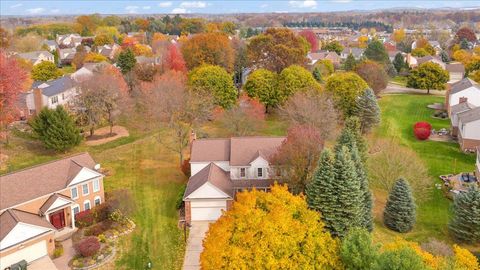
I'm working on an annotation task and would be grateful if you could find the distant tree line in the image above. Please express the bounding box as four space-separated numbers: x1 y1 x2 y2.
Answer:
283 21 393 33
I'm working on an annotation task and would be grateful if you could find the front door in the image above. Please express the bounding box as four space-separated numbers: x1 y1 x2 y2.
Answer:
49 209 66 229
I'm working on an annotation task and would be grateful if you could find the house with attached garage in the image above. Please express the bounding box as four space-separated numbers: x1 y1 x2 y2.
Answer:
25 76 77 116
183 136 285 224
445 78 480 114
0 153 105 268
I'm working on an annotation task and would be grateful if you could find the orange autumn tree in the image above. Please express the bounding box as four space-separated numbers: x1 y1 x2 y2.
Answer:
200 184 343 270
0 51 29 141
163 44 186 72
452 245 480 270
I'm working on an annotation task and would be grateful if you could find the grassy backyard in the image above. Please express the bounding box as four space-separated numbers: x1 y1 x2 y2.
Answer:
372 94 477 246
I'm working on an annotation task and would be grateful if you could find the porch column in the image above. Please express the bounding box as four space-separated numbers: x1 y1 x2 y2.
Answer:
70 206 76 229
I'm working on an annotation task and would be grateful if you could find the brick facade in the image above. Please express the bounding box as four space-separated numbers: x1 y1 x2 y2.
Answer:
184 201 191 225
459 135 480 152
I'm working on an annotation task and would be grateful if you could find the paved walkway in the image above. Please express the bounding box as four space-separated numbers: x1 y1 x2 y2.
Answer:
183 222 211 270
29 256 58 270
53 238 75 270
382 83 445 96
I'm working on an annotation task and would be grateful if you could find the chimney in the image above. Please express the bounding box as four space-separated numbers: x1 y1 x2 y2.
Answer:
459 97 468 104
33 88 43 114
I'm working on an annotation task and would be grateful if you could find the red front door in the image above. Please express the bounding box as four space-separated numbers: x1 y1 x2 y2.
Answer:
49 209 66 229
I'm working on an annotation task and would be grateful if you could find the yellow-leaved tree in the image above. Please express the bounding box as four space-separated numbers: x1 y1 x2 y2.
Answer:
383 238 447 269
452 245 480 270
200 184 343 269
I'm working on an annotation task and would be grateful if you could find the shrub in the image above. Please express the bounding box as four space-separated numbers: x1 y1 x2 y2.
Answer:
181 158 191 177
85 224 104 236
93 202 112 222
106 189 135 217
75 236 100 257
53 241 64 258
109 209 127 224
413 122 432 140
420 239 453 257
75 210 94 228
98 234 107 243
176 184 187 209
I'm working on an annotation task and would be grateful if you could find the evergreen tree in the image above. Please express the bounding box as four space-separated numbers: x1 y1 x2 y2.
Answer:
344 117 368 162
312 67 322 82
331 146 363 238
383 178 416 233
364 39 389 64
354 88 381 134
440 50 450 63
448 186 480 243
392 53 406 73
343 53 357 71
31 106 82 151
350 146 374 232
340 228 379 270
306 149 336 226
117 48 137 74
460 38 470 50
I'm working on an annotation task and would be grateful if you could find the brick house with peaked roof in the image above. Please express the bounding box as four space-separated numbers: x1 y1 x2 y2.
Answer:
0 153 105 268
183 136 285 224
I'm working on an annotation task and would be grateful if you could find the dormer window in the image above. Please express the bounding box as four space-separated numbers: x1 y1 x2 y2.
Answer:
257 168 264 178
240 168 246 178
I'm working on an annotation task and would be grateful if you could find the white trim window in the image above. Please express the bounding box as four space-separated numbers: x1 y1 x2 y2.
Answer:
84 200 91 211
51 96 58 104
72 205 80 216
71 187 78 199
257 168 264 178
94 196 101 206
93 179 100 192
82 183 89 196
240 168 246 178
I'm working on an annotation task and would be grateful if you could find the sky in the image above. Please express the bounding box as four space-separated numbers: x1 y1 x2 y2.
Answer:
1 1 479 16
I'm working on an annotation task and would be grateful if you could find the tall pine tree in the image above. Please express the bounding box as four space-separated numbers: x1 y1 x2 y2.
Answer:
383 178 416 233
350 145 374 232
306 149 336 229
343 53 357 71
448 186 480 243
354 88 381 134
31 106 82 152
331 146 363 238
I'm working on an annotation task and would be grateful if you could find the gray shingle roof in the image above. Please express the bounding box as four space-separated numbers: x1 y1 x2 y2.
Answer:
450 102 476 116
17 50 53 62
458 107 480 124
450 78 479 95
35 76 75 97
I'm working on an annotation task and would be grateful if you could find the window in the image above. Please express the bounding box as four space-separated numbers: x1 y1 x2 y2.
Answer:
240 168 246 178
82 183 89 196
62 93 65 100
94 196 101 206
71 187 78 199
257 168 263 178
72 205 80 216
51 96 58 104
84 200 91 211
93 179 100 192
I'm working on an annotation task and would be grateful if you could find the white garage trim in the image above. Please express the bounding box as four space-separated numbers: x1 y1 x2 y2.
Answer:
191 200 227 221
0 240 47 268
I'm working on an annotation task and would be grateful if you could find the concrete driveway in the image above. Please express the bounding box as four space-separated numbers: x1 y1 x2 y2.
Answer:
28 256 58 270
183 222 211 270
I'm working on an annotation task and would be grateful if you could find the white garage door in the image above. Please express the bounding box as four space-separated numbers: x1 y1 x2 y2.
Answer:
191 200 227 221
0 240 47 268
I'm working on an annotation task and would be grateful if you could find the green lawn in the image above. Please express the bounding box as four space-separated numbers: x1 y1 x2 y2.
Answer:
372 94 476 244
390 76 408 87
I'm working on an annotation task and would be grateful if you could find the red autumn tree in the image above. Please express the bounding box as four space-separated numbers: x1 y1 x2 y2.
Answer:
0 51 29 139
299 30 319 52
218 94 266 136
413 122 432 140
455 27 477 43
164 44 187 73
271 124 324 194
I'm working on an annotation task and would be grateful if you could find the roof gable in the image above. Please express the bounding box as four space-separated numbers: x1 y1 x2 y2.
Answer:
184 163 233 199
185 182 230 199
39 194 74 215
67 167 103 186
0 223 52 250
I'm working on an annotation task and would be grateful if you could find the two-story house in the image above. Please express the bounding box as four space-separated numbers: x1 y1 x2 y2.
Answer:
183 136 285 223
457 107 480 152
16 51 54 66
0 153 105 268
25 76 76 116
446 78 480 113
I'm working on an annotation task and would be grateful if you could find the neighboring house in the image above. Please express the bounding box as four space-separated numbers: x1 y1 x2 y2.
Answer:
383 41 397 52
307 51 341 66
0 153 105 268
449 101 476 137
71 61 111 82
16 51 54 65
457 107 480 151
445 78 480 113
25 76 76 115
183 136 285 223
135 55 161 66
42 40 58 51
416 55 445 68
388 50 402 62
56 33 82 48
446 63 465 83
97 44 120 60
58 48 77 66
340 47 364 60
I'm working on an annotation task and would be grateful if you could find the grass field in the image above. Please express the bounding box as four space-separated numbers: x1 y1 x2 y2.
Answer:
371 94 477 246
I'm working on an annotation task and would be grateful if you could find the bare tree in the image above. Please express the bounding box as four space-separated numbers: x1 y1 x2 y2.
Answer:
278 89 339 140
219 94 265 136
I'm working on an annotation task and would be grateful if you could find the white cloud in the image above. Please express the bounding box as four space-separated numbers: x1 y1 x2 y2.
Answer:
10 3 23 8
143 6 151 10
26 8 45 14
260 4 268 8
331 0 351 3
158 2 172 8
180 1 206 8
171 8 188 13
125 5 139 14
50 9 60 13
288 1 317 8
